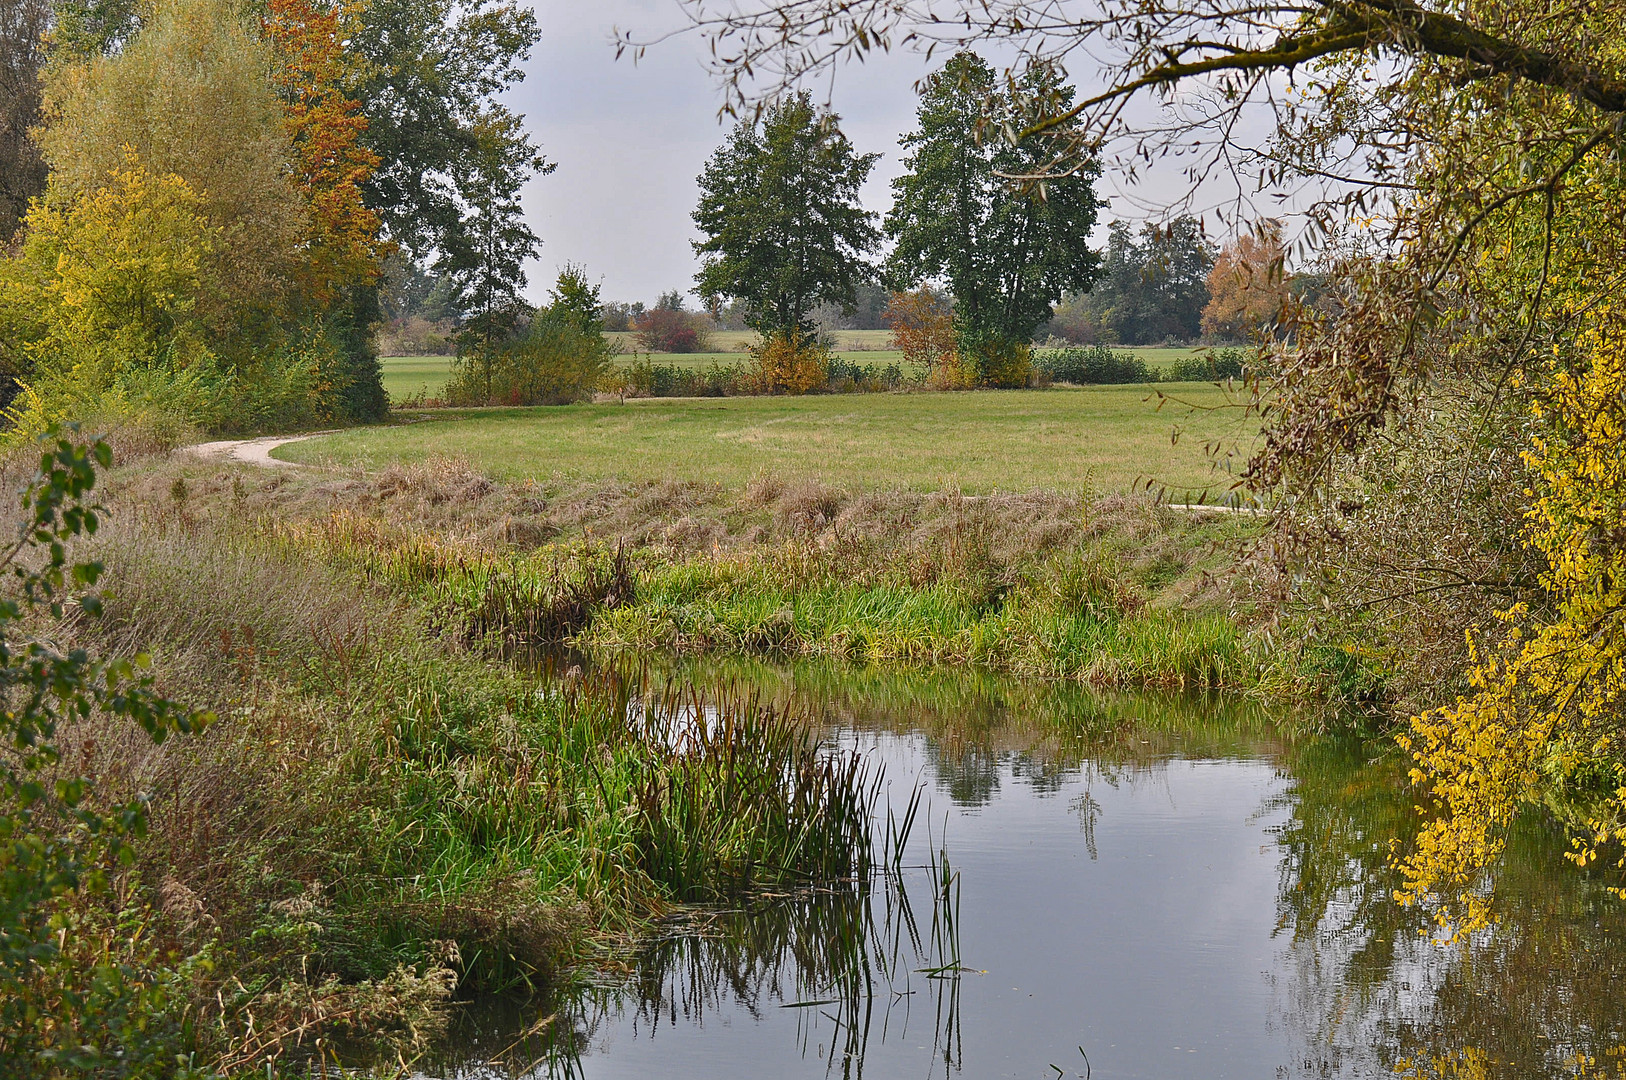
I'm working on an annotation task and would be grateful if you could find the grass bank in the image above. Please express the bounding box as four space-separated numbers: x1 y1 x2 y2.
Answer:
281 385 1257 497
120 454 1342 706
10 459 887 1074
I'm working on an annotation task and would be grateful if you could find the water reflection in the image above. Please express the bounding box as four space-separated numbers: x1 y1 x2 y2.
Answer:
421 659 1626 1080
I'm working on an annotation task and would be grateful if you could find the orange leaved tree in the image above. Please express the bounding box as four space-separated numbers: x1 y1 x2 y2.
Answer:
264 0 383 304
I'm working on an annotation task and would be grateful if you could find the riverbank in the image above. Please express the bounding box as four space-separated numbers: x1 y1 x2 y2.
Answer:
16 451 890 1073
10 446 1371 1074
117 452 1376 710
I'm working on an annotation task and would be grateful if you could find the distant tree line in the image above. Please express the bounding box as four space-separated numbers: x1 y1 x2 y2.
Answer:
675 50 1291 393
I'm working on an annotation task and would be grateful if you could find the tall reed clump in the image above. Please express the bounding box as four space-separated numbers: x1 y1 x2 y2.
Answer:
628 685 879 899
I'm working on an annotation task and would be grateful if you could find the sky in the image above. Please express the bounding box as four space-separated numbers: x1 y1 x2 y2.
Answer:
511 1 1287 307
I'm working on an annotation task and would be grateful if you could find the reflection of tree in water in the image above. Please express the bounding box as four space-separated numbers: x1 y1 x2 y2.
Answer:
1270 740 1626 1079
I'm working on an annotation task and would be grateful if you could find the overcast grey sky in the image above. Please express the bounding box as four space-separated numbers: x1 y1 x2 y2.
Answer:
511 1 1280 306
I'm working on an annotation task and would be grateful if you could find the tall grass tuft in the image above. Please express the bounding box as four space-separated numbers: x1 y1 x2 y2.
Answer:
628 683 880 899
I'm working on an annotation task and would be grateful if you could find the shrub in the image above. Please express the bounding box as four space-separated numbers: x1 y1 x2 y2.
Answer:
634 308 714 353
445 317 614 406
1033 345 1153 385
972 338 1034 388
751 331 828 395
1166 346 1250 382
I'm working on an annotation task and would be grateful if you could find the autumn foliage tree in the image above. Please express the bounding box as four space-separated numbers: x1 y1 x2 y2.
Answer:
883 288 956 374
263 0 383 304
1199 221 1288 342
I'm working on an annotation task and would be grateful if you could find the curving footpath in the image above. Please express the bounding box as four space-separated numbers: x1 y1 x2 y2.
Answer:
183 433 325 468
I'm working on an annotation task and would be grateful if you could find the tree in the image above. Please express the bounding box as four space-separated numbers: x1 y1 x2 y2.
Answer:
884 52 1101 381
0 0 50 242
446 108 549 397
1200 221 1288 342
1056 217 1212 345
0 151 213 366
693 92 880 340
264 0 384 305
37 0 308 333
348 0 541 265
883 288 955 374
634 290 712 353
443 265 614 406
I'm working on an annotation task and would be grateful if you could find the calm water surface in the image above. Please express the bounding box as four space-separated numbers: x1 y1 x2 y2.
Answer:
422 660 1626 1079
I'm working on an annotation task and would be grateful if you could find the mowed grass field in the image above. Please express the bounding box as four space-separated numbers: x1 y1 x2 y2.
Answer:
380 354 457 400
281 384 1257 496
378 344 1210 400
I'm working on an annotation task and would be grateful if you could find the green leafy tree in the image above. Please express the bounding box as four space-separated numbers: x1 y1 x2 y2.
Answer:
444 266 613 406
0 429 210 1072
350 0 542 264
1056 217 1213 345
548 263 605 335
446 108 550 397
885 52 1102 374
693 92 880 339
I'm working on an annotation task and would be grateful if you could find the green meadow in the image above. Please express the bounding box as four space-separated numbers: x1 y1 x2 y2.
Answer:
282 383 1256 497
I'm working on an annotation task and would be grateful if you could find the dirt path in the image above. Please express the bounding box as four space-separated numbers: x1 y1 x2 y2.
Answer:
183 433 327 468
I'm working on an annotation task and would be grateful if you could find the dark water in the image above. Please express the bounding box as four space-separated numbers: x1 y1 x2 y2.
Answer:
421 660 1626 1080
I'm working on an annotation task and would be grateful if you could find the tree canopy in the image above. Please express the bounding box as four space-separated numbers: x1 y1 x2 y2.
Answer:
884 52 1101 361
693 92 880 339
1053 216 1212 346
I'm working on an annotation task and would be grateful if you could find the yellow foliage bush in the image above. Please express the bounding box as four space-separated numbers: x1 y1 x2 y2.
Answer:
0 150 214 362
1398 308 1626 934
924 349 977 390
971 338 1033 389
751 330 828 395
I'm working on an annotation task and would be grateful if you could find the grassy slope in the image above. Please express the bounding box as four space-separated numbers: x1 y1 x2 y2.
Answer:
284 385 1256 498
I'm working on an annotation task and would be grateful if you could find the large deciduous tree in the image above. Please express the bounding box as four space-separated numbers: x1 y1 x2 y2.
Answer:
37 0 308 333
349 0 543 268
693 92 879 339
1200 221 1288 342
884 52 1101 379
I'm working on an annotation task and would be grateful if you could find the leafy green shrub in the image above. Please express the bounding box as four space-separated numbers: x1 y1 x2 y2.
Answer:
445 318 614 406
0 429 210 1076
1166 346 1251 382
1033 345 1152 384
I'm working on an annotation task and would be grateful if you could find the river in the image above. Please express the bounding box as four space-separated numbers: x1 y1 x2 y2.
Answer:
421 658 1626 1079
